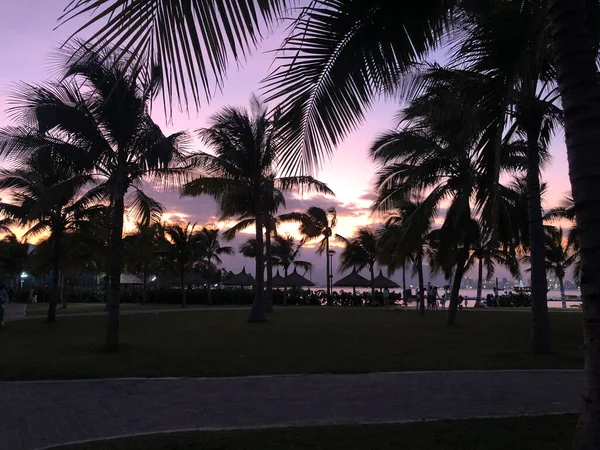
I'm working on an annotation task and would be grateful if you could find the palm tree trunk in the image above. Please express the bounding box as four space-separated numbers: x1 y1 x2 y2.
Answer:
448 253 468 326
180 267 186 308
549 1 600 447
402 265 406 301
325 237 331 305
283 266 289 306
559 276 566 309
476 258 484 305
417 257 425 316
526 124 552 354
249 190 266 323
60 272 67 309
142 267 148 305
370 265 375 306
105 192 125 352
47 231 62 323
264 218 274 313
206 260 213 306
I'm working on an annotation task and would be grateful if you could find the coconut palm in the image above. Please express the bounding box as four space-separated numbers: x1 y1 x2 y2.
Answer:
271 235 312 306
378 199 431 315
163 222 202 308
0 232 30 301
221 187 286 314
63 1 600 442
524 226 577 309
545 195 579 280
337 228 380 304
196 227 234 305
283 206 337 304
0 45 190 350
123 222 165 305
470 227 521 305
371 75 527 323
0 151 95 322
182 98 332 322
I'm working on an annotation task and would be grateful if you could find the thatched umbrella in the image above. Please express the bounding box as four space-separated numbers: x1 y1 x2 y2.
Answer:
222 267 255 288
284 268 314 289
272 270 286 287
373 270 400 289
333 269 370 296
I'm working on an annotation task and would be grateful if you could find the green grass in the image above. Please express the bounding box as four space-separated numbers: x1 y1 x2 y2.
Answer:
24 303 216 316
58 415 578 450
0 308 582 380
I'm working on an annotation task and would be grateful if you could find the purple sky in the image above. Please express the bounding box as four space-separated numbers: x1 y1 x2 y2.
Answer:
0 1 573 286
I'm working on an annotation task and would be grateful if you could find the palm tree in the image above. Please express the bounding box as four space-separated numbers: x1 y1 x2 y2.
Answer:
163 222 202 308
181 98 332 322
371 75 525 323
337 228 380 304
378 200 431 315
221 187 286 313
0 232 30 301
524 227 577 309
284 206 337 304
545 195 579 281
123 222 165 305
62 1 600 443
471 232 521 306
0 151 94 322
196 227 234 305
271 235 312 306
0 46 190 351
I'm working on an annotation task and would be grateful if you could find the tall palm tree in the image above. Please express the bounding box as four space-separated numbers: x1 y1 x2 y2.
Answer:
545 195 579 281
221 187 286 313
0 151 94 322
0 46 190 351
449 0 562 354
371 75 525 323
163 222 202 308
123 222 165 305
284 206 337 304
0 232 30 301
337 228 380 304
471 231 521 306
524 226 577 309
63 1 600 443
181 98 332 322
271 235 312 306
378 200 431 315
196 227 234 305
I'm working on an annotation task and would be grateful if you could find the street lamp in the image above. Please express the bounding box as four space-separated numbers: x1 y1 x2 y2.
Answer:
327 250 336 297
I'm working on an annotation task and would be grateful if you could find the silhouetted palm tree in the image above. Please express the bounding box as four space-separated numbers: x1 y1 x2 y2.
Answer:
283 206 337 304
272 235 312 306
196 227 234 305
123 222 165 305
182 98 331 322
0 45 190 351
163 222 201 308
0 152 94 321
524 226 577 309
337 228 380 304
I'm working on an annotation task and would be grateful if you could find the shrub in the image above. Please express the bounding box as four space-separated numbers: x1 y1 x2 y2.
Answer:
497 291 532 308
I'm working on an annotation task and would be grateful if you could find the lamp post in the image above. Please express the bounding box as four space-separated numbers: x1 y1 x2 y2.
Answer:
327 250 336 298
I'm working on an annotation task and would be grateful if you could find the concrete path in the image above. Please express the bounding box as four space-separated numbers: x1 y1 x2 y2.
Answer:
0 370 583 450
3 303 26 322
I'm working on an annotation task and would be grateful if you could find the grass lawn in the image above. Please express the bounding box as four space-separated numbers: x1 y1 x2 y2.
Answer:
0 308 582 380
59 415 578 450
24 303 216 316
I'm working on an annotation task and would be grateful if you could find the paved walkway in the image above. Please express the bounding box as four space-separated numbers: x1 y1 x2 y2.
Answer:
3 303 26 322
0 370 583 450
